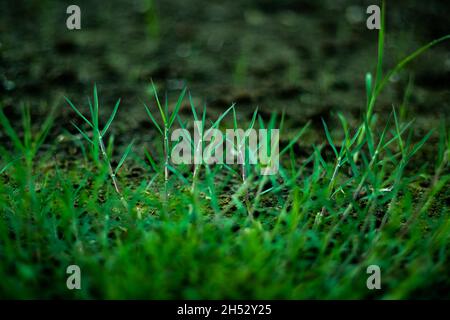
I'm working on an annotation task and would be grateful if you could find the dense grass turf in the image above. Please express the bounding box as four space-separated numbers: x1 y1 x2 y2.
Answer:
0 1 449 298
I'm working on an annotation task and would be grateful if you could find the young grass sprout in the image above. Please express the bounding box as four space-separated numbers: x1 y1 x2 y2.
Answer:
65 84 133 208
143 81 186 201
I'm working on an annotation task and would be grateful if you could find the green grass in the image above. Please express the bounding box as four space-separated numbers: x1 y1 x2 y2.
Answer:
0 2 449 299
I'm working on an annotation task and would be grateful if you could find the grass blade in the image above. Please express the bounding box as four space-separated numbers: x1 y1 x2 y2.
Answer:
144 148 159 172
280 121 310 156
408 130 434 160
189 92 199 122
322 118 338 158
211 104 234 129
102 98 121 136
0 107 24 151
369 33 450 118
71 121 94 145
0 156 22 174
150 80 167 124
65 97 93 128
168 87 187 128
115 140 135 175
34 111 54 153
144 102 163 135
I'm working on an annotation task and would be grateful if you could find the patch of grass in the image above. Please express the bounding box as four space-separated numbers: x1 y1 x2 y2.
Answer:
0 2 449 299
65 84 133 208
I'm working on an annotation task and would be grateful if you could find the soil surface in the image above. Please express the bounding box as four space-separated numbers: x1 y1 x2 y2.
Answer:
1 0 449 160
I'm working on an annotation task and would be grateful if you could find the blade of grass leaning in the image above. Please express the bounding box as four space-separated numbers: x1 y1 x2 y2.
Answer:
65 97 93 128
0 157 22 174
322 118 338 159
71 121 94 145
407 130 434 160
143 102 163 135
93 83 99 129
34 107 55 152
102 98 121 136
368 34 450 119
189 92 199 122
249 107 258 130
0 107 25 151
115 140 135 175
211 104 235 129
144 148 160 172
392 107 405 155
168 87 187 128
280 121 310 156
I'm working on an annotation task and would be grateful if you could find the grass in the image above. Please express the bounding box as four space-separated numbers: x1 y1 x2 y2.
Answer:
0 2 449 299
64 85 134 208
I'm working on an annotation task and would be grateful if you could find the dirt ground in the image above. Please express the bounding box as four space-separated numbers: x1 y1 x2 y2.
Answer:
1 0 449 159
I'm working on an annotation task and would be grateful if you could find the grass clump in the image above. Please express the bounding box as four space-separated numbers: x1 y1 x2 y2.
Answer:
65 84 134 208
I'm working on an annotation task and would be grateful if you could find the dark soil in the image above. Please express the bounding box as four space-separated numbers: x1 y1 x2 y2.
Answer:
0 0 449 157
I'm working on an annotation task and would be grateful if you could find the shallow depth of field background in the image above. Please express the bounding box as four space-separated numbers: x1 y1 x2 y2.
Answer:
1 0 449 134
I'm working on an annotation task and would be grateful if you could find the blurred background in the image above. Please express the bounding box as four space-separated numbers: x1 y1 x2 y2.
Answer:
0 0 449 141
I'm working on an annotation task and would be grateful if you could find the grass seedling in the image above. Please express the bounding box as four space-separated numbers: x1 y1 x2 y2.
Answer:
144 81 186 200
65 84 133 207
182 94 206 193
354 0 450 162
176 94 234 214
0 105 54 171
229 107 258 183
0 104 55 218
